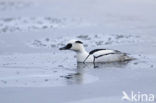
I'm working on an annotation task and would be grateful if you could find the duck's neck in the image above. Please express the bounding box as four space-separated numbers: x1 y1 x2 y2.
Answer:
76 47 89 62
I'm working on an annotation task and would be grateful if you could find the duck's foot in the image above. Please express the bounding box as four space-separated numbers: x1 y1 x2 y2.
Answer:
94 65 99 68
93 63 99 68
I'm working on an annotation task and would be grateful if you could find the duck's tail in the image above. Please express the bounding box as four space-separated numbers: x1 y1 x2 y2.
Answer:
124 55 136 61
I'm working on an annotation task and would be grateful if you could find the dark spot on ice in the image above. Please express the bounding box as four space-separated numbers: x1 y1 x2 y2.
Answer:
60 74 73 79
51 44 56 48
84 44 88 47
75 73 80 75
42 25 48 29
95 41 103 46
3 18 13 22
150 65 154 68
37 21 43 24
58 65 64 67
1 80 7 84
53 71 57 73
77 35 91 40
108 37 112 41
44 79 49 82
32 40 47 47
67 74 72 76
134 62 138 65
105 41 112 45
94 66 99 68
45 38 50 42
65 75 72 79
16 71 20 75
94 34 98 38
116 34 124 39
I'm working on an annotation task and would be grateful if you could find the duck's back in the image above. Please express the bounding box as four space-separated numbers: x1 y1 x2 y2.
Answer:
88 49 132 62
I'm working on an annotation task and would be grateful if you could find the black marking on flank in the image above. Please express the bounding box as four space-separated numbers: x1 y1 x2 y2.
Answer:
89 49 106 54
75 41 83 44
95 53 116 58
83 54 90 63
83 52 116 63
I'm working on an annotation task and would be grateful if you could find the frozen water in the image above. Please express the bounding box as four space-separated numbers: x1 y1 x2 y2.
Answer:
0 0 156 103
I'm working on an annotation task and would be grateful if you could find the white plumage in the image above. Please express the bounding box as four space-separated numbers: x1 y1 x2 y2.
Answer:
59 40 133 63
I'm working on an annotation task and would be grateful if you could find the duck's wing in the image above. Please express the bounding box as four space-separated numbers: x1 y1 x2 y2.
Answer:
83 49 124 63
89 49 122 57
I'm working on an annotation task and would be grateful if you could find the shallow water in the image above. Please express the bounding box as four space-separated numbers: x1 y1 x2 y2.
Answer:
0 0 156 103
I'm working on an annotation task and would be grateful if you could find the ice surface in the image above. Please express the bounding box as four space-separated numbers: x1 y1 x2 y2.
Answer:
0 0 156 103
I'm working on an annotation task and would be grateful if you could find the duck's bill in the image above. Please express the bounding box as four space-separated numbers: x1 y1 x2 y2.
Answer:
59 43 72 50
59 46 68 50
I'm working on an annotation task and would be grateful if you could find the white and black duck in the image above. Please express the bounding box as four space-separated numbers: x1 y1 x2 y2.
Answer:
59 40 133 63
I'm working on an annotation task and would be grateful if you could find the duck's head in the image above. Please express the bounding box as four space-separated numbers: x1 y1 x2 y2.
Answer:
59 40 84 52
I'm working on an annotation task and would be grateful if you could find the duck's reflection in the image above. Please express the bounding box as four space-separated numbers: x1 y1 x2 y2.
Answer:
64 63 86 85
64 61 130 85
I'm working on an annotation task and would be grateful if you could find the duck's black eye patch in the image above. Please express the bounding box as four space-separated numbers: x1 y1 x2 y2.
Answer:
66 43 72 49
75 41 83 44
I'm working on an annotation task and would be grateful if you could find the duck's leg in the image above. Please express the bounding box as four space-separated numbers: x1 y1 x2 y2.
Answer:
93 56 97 68
93 56 96 63
93 56 99 68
